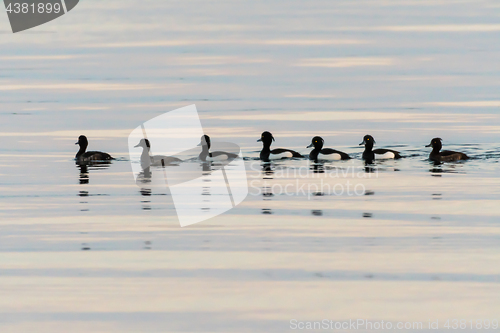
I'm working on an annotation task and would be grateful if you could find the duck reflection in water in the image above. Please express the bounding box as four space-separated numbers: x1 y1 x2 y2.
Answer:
429 161 463 176
310 162 325 174
75 160 111 185
78 164 89 184
364 160 377 174
136 166 152 183
260 162 274 198
140 188 152 211
261 162 274 177
75 156 111 212
202 161 211 173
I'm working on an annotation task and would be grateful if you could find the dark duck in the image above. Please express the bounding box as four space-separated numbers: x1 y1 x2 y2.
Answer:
307 136 350 162
258 131 303 162
426 138 469 162
198 135 238 162
75 135 113 162
359 135 401 162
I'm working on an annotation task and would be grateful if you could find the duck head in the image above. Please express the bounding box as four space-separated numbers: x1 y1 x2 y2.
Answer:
134 138 151 149
197 135 211 149
359 135 375 147
426 138 442 152
257 131 275 146
307 136 324 150
75 135 88 149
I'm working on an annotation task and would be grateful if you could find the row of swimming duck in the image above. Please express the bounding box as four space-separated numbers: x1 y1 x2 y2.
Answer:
75 135 238 166
75 132 469 165
258 132 468 163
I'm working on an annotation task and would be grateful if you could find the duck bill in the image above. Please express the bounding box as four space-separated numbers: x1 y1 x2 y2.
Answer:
257 138 262 142
359 142 365 146
75 142 79 145
306 143 314 148
425 144 432 147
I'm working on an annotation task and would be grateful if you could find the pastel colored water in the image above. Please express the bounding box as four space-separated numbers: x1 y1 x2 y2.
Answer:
1 0 500 332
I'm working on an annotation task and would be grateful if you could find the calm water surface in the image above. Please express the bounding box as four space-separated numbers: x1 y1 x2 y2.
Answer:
1 0 500 332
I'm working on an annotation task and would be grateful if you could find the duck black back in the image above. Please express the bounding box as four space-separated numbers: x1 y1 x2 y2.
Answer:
75 135 113 162
426 138 469 162
258 131 303 162
307 136 350 162
359 135 401 162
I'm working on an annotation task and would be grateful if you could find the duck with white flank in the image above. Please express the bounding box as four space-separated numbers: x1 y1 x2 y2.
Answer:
359 135 402 162
134 138 182 169
198 135 238 162
307 136 350 162
258 131 303 162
